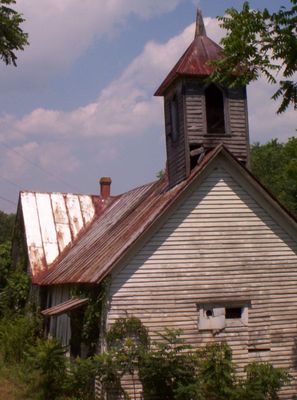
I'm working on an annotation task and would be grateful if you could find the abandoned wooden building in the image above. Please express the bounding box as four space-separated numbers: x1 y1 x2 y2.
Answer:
14 10 297 399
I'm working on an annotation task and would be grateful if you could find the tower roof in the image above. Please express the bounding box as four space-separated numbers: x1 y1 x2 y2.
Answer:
155 10 222 96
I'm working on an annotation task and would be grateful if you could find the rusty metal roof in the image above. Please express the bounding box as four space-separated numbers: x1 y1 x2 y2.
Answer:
41 297 88 317
40 147 221 286
20 190 115 278
155 10 222 96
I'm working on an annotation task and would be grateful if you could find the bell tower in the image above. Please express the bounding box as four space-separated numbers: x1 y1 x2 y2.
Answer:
155 10 250 188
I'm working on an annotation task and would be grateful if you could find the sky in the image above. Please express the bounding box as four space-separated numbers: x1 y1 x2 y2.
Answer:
0 0 295 213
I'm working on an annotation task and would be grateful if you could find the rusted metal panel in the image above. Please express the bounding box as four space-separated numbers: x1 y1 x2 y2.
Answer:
21 192 46 275
55 223 72 253
42 297 88 317
40 151 220 286
79 195 95 225
51 193 72 252
35 193 59 266
51 193 69 224
20 190 102 280
65 194 84 239
155 36 222 96
41 181 160 284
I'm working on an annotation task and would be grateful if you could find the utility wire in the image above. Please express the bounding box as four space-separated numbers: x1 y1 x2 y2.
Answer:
0 142 80 192
0 195 17 206
0 174 21 189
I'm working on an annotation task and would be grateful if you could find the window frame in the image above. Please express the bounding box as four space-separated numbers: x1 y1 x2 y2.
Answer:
204 83 227 136
197 302 249 331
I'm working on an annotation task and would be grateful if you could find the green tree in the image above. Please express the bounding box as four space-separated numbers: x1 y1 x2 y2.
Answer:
0 0 28 66
0 241 11 289
0 211 15 243
212 1 297 113
251 138 297 215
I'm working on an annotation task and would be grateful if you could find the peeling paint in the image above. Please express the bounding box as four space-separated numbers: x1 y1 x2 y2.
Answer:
20 191 101 279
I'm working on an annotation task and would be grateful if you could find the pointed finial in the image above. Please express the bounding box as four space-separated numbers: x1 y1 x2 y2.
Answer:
195 9 206 38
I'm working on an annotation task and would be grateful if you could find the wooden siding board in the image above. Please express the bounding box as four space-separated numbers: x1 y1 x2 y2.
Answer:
108 165 297 399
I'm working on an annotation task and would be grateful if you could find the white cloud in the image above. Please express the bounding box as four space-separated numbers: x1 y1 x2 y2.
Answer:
0 15 295 184
249 78 296 143
0 19 196 141
0 141 80 181
0 0 185 88
1 15 294 143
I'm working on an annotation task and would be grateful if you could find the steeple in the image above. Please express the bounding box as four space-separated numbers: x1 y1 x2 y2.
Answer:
195 9 206 38
155 10 250 188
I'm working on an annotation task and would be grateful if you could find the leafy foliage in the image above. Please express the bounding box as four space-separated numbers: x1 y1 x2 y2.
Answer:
26 338 67 400
0 211 15 243
0 0 29 66
106 315 150 350
0 241 11 289
65 356 97 400
139 328 196 400
71 277 111 356
0 314 38 363
0 315 290 400
211 1 297 113
139 329 289 400
241 362 290 400
251 138 297 215
0 269 30 316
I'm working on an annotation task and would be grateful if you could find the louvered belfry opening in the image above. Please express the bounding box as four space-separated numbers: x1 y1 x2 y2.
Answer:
205 84 225 134
155 9 250 188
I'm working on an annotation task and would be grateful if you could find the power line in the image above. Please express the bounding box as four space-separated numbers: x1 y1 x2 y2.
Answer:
0 195 17 206
0 174 21 189
0 142 80 192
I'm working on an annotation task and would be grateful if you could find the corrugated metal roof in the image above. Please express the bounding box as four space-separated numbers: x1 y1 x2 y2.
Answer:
20 191 115 278
155 11 222 96
41 297 88 317
40 147 221 286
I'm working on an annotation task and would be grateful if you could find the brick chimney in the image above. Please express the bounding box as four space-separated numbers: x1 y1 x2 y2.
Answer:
100 177 111 199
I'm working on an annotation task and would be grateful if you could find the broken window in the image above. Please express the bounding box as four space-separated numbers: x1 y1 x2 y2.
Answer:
225 307 242 319
198 303 248 331
205 84 225 134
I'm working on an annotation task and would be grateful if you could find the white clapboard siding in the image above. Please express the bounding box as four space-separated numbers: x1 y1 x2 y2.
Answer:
108 166 297 399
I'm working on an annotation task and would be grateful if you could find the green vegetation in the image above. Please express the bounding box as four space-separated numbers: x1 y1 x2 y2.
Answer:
0 211 15 243
0 0 29 66
212 1 297 114
251 138 297 215
0 313 290 399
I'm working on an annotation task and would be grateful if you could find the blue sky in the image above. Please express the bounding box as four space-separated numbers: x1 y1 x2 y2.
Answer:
0 0 295 213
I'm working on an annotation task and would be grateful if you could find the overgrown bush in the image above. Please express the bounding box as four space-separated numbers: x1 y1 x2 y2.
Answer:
65 356 97 400
0 241 11 289
26 338 68 400
0 315 290 400
0 314 37 363
139 328 196 400
240 362 290 400
0 270 30 316
140 330 290 400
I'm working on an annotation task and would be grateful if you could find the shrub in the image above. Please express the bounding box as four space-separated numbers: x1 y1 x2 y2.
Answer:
65 357 97 400
0 270 30 316
240 362 290 400
0 314 37 363
139 329 197 400
26 338 67 400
